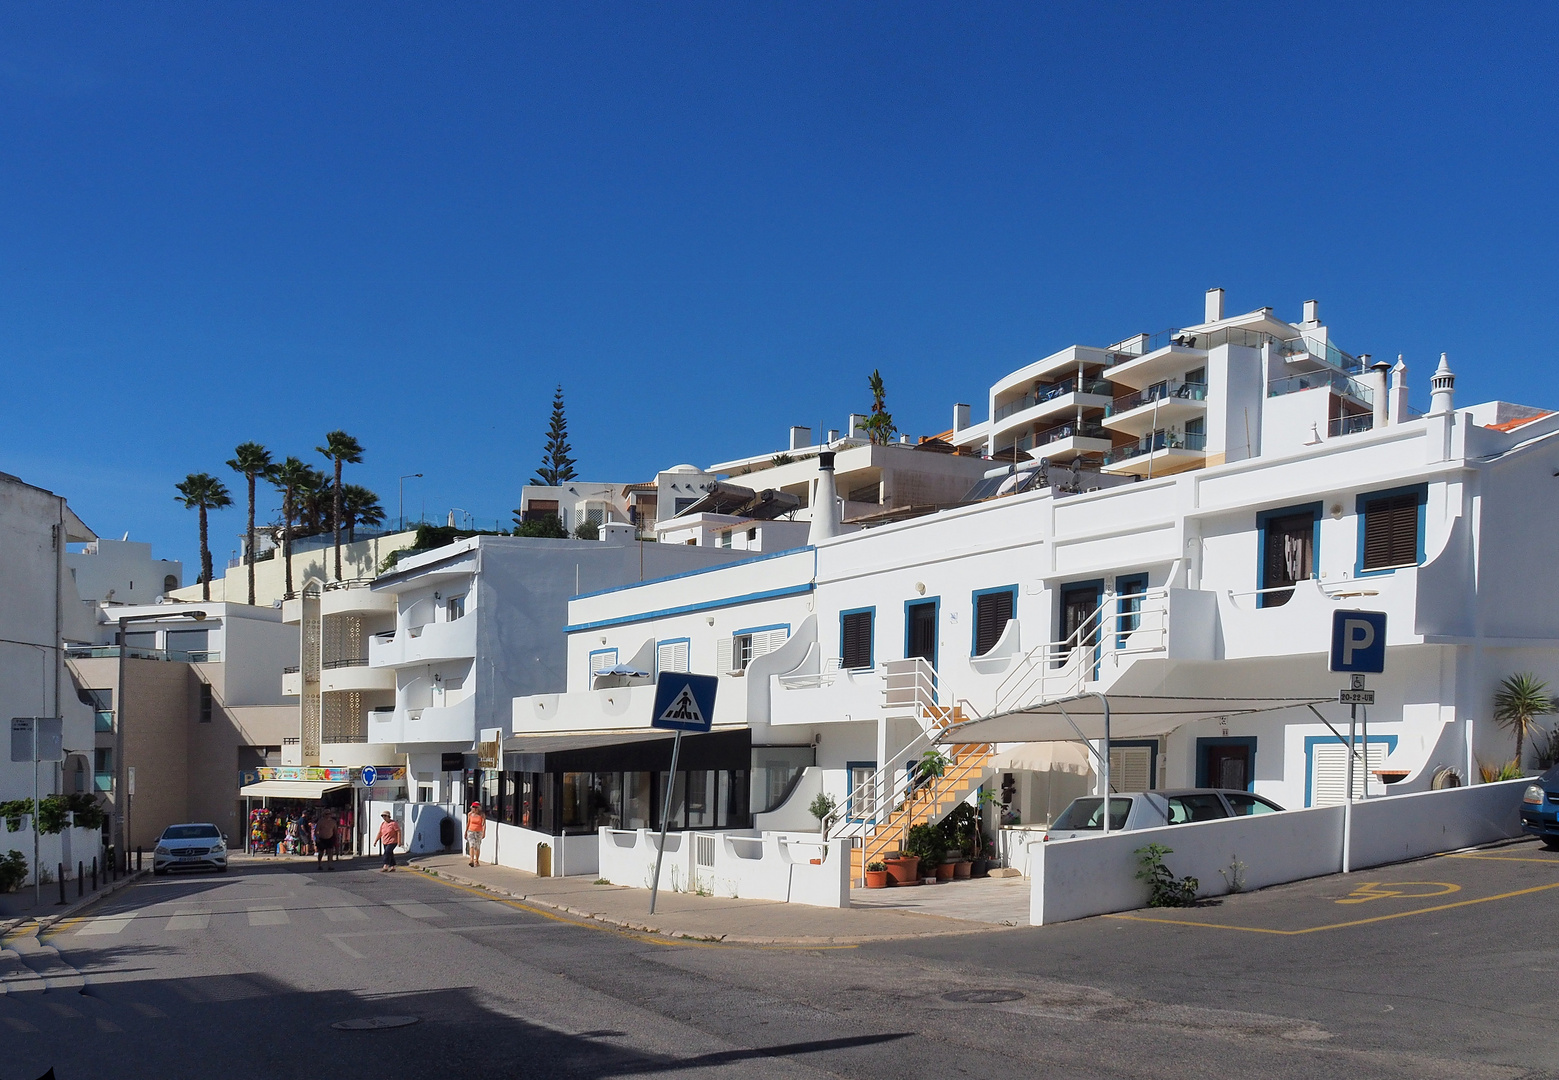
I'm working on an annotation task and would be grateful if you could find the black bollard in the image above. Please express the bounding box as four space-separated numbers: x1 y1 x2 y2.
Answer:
58 864 66 905
136 847 142 872
78 861 84 898
91 856 98 891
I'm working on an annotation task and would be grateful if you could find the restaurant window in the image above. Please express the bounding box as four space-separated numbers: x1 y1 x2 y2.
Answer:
752 746 813 814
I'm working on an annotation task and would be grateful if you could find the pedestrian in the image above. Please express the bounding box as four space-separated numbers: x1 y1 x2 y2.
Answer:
465 802 488 867
315 808 338 869
375 811 401 872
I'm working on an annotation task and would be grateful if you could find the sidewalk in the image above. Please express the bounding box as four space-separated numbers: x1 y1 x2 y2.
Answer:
409 853 1018 945
0 868 147 938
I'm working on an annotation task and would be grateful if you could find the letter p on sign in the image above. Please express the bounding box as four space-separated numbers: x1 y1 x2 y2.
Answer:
1330 610 1386 673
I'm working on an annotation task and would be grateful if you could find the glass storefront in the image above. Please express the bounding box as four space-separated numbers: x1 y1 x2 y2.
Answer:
482 767 749 835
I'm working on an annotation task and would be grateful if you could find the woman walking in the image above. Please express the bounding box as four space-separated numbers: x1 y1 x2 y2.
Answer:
375 811 402 872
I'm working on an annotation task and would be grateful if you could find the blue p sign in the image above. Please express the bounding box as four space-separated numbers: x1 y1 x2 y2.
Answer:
1330 610 1386 673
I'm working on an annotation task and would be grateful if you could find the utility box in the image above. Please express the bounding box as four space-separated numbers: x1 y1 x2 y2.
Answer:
536 842 552 878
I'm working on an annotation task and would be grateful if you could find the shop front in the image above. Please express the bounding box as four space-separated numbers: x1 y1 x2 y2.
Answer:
240 765 407 855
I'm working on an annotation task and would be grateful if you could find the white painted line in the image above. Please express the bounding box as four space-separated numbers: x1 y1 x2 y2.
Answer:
327 935 366 959
387 901 445 920
324 906 369 923
75 915 135 936
166 910 210 931
247 907 290 927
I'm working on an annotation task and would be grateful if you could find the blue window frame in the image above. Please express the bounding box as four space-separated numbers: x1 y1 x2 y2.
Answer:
1114 574 1148 649
971 585 1017 657
1195 736 1259 790
1256 502 1322 607
1303 734 1400 806
587 648 618 677
840 607 875 670
1354 484 1427 577
846 760 877 821
904 596 940 671
1109 738 1159 792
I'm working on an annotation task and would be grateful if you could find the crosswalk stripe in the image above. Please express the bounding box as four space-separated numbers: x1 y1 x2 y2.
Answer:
75 914 135 936
247 907 290 926
324 906 368 923
166 910 210 931
387 901 445 920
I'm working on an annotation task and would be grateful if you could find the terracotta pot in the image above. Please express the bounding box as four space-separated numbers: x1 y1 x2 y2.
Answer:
954 860 973 880
884 855 920 886
935 861 955 882
864 870 889 889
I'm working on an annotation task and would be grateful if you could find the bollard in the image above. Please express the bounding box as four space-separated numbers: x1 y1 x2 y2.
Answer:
136 847 142 872
78 861 84 898
92 856 98 891
58 864 66 905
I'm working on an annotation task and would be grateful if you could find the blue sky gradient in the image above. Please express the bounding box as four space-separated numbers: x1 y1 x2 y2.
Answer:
3 4 1556 571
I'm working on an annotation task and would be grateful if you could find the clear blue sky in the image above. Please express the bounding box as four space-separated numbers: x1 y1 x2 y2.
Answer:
4 4 1556 572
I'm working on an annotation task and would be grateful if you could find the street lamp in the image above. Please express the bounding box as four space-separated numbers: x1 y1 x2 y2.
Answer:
114 609 205 865
398 474 423 531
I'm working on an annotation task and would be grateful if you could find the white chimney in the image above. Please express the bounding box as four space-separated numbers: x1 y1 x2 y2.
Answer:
1429 353 1456 415
808 452 840 544
952 403 971 433
1367 357 1389 430
789 426 811 451
848 414 867 440
1205 287 1225 324
1387 356 1409 426
826 428 840 443
1302 299 1320 328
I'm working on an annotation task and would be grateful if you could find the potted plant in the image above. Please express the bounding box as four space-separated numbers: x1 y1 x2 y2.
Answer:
915 749 950 801
906 822 946 884
864 861 889 889
882 850 919 886
807 792 838 839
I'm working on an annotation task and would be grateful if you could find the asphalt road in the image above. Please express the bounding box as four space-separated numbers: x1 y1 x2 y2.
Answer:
3 843 1557 1080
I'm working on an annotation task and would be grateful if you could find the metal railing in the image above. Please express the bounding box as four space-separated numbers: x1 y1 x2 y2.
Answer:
1269 370 1373 403
1107 381 1207 416
1329 413 1374 437
322 657 369 669
1034 419 1109 446
64 645 221 664
994 377 1114 422
1102 429 1206 465
283 665 300 675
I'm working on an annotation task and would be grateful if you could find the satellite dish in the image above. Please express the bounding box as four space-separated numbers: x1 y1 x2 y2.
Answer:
1430 766 1463 790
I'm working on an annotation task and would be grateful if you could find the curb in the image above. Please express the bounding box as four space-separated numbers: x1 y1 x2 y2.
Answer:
409 861 1008 946
0 869 148 939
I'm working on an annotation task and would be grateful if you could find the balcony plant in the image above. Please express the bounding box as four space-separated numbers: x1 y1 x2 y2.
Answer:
864 861 888 889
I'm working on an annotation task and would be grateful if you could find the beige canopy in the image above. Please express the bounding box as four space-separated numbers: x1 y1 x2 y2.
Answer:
986 741 1095 774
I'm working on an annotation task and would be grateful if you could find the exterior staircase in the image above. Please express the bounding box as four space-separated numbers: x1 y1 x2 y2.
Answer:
847 737 993 880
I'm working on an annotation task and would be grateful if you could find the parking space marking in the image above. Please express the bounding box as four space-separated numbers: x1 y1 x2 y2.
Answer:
1445 852 1559 865
1107 880 1559 935
1336 881 1461 905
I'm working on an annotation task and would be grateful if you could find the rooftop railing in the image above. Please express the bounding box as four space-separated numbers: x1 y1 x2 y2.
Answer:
1112 326 1365 374
1329 413 1375 437
322 657 369 669
1268 370 1373 404
65 645 221 664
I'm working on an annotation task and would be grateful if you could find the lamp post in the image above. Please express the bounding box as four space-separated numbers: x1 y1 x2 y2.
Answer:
114 609 205 863
398 474 423 532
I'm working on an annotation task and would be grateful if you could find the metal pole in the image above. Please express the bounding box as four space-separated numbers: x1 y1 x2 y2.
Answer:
115 617 128 864
1096 693 1112 837
1361 704 1369 799
1342 703 1356 873
33 720 40 906
648 730 683 915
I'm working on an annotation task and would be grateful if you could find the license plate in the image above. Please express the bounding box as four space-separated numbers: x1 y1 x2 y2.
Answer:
177 855 203 861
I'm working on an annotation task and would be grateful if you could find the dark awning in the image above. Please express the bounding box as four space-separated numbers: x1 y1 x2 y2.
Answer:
502 727 751 773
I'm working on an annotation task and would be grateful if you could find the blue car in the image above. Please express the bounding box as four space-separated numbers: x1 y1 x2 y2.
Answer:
1520 768 1559 848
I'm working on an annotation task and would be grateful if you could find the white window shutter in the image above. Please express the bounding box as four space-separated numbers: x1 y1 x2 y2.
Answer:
657 641 689 675
1108 747 1152 793
1309 742 1386 806
716 638 734 674
590 650 618 676
754 627 789 659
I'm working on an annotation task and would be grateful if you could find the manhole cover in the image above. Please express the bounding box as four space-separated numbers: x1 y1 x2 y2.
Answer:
941 989 1025 1004
332 1016 420 1031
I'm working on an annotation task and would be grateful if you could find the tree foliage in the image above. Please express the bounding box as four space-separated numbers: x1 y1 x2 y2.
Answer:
515 513 568 539
226 442 272 606
1494 672 1557 766
532 385 578 486
175 472 233 600
862 368 897 445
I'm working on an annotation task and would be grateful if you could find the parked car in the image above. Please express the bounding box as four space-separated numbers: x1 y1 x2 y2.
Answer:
1043 788 1285 840
153 823 229 875
1520 766 1559 848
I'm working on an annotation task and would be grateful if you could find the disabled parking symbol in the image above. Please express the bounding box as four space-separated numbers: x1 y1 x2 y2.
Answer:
1336 881 1461 905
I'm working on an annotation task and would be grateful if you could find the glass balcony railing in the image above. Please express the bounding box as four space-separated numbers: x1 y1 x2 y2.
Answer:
1102 429 1207 465
65 645 221 663
1329 413 1375 437
994 377 1114 421
1268 371 1373 404
1107 382 1207 416
94 710 114 733
94 773 114 793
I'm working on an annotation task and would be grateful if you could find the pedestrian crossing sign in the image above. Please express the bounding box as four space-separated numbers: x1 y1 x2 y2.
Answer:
651 674 717 733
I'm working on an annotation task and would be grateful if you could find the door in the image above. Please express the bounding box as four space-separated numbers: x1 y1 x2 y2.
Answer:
1203 744 1251 791
1058 582 1103 672
906 601 937 668
1261 511 1316 607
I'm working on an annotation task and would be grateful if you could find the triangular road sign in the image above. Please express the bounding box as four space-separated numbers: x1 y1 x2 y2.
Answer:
658 686 705 727
650 673 717 733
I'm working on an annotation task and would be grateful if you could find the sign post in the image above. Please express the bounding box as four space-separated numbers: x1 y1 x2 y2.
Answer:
1330 611 1387 873
647 674 717 915
12 717 63 906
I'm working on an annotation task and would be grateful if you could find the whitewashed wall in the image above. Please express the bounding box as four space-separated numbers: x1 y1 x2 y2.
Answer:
0 823 103 887
597 828 849 907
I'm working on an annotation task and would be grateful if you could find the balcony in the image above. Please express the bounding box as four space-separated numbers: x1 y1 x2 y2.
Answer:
401 694 478 746
94 773 113 793
65 645 222 664
1103 382 1207 436
320 583 397 618
1329 413 1374 438
94 710 113 733
370 615 477 668
514 682 661 735
994 377 1114 422
1100 430 1207 477
1004 420 1113 463
1217 572 1419 662
282 667 302 697
1269 370 1372 405
320 659 397 694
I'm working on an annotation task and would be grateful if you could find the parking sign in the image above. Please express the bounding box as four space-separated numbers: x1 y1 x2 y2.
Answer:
1330 610 1386 673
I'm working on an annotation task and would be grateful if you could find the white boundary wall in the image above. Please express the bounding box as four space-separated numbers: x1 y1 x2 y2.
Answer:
0 823 102 887
1029 779 1527 925
364 800 597 876
597 828 850 907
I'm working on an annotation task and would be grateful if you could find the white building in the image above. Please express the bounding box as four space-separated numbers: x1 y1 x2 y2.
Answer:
67 538 182 605
504 290 1559 885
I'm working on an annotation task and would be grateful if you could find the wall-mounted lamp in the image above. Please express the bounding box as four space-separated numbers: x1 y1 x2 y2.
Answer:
706 616 715 626
1330 504 1344 519
915 582 926 595
434 591 441 600
434 673 442 683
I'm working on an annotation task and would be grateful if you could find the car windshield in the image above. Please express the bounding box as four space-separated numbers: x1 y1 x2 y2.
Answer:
162 825 220 840
1052 797 1132 831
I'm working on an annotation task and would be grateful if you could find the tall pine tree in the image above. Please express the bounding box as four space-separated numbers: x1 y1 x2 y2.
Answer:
532 385 578 486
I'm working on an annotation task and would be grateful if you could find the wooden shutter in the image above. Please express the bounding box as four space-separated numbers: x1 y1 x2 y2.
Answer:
841 611 873 670
1108 746 1152 792
1309 742 1387 806
657 640 689 675
716 638 734 674
1361 493 1419 570
974 591 1014 656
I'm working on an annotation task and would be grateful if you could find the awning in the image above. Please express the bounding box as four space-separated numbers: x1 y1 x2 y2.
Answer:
239 780 350 799
940 694 1332 745
502 727 750 773
987 741 1095 774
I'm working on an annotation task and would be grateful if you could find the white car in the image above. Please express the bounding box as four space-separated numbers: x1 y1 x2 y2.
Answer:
1044 788 1284 840
153 823 229 875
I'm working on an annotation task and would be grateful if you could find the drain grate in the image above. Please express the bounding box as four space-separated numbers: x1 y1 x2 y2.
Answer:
332 1016 420 1031
941 989 1026 1004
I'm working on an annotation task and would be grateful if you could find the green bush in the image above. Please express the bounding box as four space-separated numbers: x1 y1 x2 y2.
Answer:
905 822 946 867
1135 843 1199 907
0 850 27 893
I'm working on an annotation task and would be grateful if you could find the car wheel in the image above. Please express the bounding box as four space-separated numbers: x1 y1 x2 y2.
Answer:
218 865 228 873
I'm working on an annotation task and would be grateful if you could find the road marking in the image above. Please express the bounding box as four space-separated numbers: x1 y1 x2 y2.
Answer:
1336 881 1461 905
166 909 211 931
326 935 367 959
388 901 445 920
130 1003 166 1018
44 1002 83 1019
324 906 369 923
75 914 135 936
3 1017 37 1033
96 1018 124 1033
248 907 290 926
1106 880 1559 935
1446 853 1559 864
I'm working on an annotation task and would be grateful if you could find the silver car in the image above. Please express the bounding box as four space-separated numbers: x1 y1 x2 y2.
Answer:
153 823 229 874
1044 788 1284 841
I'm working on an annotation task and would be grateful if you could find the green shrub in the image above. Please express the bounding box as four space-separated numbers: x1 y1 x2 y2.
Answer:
1135 843 1199 907
905 822 946 867
0 850 27 893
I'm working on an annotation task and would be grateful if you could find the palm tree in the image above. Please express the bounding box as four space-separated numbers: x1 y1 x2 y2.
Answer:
225 442 272 606
175 473 233 602
863 368 897 445
297 470 332 536
339 484 385 543
316 431 364 582
268 457 315 599
1494 673 1557 767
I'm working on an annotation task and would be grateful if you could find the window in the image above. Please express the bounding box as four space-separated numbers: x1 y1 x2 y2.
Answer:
1165 794 1228 824
447 595 465 620
840 609 874 670
972 588 1015 656
1108 744 1154 792
167 627 209 656
752 745 814 814
79 688 113 733
747 528 757 541
718 626 789 672
657 639 690 675
1259 506 1319 607
94 748 113 792
1225 793 1282 816
523 499 559 522
847 762 877 821
1307 738 1392 806
198 683 213 723
1359 487 1424 572
589 649 618 677
162 574 179 593
1184 366 1207 386
1115 574 1148 647
1052 796 1131 831
674 497 697 514
720 531 732 549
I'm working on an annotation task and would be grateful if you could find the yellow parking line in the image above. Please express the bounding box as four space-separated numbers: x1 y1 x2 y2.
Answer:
1444 853 1559 865
1106 880 1559 936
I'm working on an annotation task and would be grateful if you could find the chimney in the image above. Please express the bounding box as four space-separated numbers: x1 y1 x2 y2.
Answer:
1302 299 1320 328
1429 353 1456 415
1388 356 1409 426
1205 287 1225 324
789 426 811 451
826 428 840 443
848 414 867 440
808 452 840 544
1367 357 1390 430
952 403 971 433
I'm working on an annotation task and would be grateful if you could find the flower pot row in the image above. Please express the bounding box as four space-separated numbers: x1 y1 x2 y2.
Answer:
865 854 992 887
